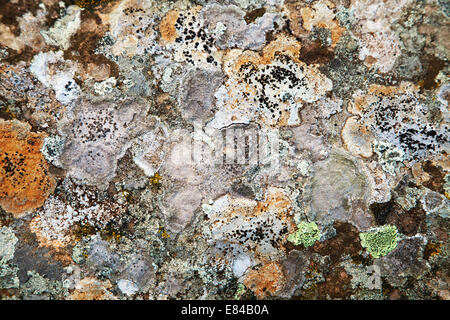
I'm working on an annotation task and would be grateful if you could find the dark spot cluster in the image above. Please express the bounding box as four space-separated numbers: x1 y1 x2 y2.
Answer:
123 7 144 16
173 11 218 66
0 148 50 193
366 94 449 159
61 80 78 99
1 151 25 178
73 109 119 144
123 7 150 42
239 53 307 120
224 217 289 250
49 179 125 229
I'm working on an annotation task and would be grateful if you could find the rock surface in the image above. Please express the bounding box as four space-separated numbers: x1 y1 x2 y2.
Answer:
0 0 448 300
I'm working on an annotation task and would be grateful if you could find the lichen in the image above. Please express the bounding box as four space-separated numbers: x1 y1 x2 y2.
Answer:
0 119 56 216
287 221 321 248
75 0 116 9
0 0 448 301
233 283 247 300
373 140 405 176
209 35 332 128
29 51 80 105
69 277 116 300
242 262 285 299
359 225 400 259
22 270 67 298
41 135 65 167
0 226 17 265
350 84 449 161
40 5 81 50
0 228 20 289
204 187 294 259
58 97 151 187
29 179 126 249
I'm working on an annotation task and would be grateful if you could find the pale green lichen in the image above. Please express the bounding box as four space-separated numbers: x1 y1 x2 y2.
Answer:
22 270 67 298
0 227 20 289
373 140 405 176
287 221 321 247
234 283 246 300
444 173 450 199
359 225 400 259
0 226 17 264
41 135 65 167
336 7 354 29
396 187 423 211
72 240 89 264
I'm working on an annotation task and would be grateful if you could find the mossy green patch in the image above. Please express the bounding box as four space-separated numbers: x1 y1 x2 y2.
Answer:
234 283 246 300
359 225 399 258
287 221 321 247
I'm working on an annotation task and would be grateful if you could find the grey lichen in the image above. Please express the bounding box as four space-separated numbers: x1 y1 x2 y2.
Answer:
373 140 405 176
0 227 19 289
41 135 65 167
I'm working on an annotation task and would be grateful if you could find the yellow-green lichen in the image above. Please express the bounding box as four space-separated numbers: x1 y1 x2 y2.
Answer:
287 221 321 247
234 283 246 300
157 226 170 239
75 0 115 9
73 221 122 242
359 225 399 259
149 172 162 187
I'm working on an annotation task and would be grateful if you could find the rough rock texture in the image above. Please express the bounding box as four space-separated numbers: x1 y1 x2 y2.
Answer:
0 0 448 300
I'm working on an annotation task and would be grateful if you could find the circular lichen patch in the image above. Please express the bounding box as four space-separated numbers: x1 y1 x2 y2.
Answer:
359 225 400 259
287 221 321 247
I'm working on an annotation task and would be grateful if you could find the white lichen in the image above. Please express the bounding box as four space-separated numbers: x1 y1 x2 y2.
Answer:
29 51 80 104
41 5 81 50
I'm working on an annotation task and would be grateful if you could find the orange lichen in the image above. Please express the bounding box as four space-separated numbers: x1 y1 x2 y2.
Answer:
69 277 117 300
261 35 302 63
159 9 179 43
423 241 442 260
0 119 56 216
254 188 293 217
299 0 345 48
225 35 302 74
286 0 344 48
243 262 286 299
